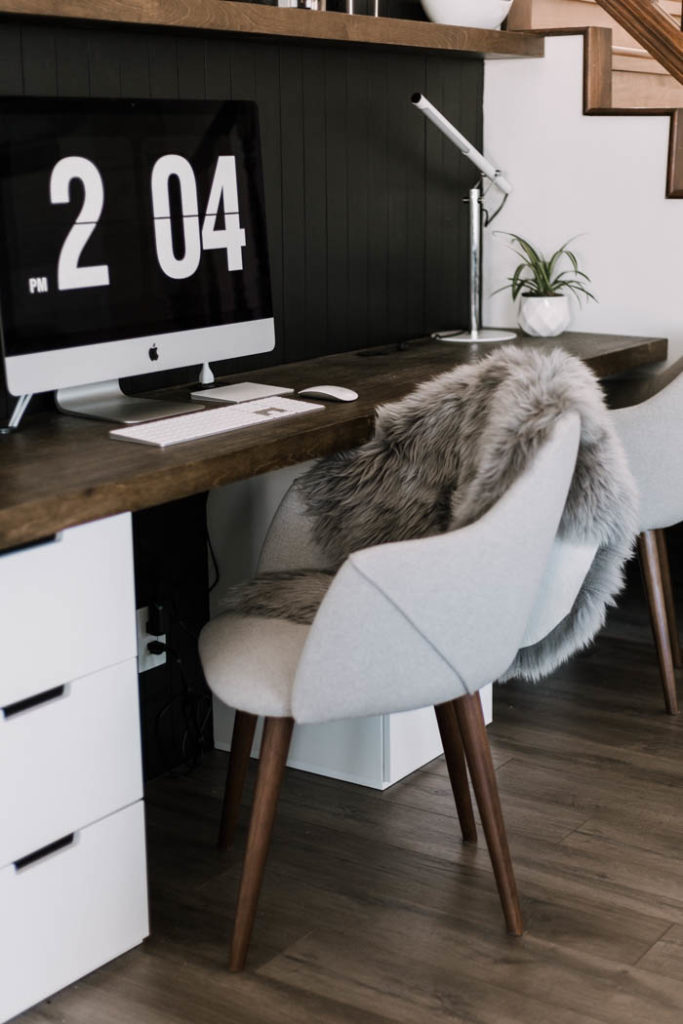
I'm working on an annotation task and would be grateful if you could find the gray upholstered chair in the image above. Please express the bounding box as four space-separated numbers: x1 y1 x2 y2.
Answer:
610 358 683 715
199 412 583 970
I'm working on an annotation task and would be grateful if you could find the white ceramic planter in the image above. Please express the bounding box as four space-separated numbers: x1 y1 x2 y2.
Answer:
419 0 512 28
518 295 571 337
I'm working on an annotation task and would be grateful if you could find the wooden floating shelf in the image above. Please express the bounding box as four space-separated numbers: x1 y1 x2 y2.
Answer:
0 0 545 59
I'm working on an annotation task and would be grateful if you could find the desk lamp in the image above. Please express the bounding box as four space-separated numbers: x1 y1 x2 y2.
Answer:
412 93 516 343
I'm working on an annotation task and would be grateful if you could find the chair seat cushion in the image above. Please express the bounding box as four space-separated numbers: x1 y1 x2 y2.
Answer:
199 614 310 717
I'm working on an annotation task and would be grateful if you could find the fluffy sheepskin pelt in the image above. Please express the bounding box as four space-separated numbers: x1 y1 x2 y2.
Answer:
222 345 638 682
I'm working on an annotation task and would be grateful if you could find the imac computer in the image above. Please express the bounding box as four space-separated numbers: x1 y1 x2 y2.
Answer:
0 97 275 427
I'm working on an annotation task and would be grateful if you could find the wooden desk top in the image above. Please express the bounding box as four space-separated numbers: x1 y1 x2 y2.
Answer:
0 331 666 552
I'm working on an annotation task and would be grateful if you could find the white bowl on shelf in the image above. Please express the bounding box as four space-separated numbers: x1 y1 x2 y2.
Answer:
419 0 513 28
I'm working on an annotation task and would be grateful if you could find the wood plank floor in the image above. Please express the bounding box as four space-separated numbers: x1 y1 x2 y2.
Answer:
16 556 683 1024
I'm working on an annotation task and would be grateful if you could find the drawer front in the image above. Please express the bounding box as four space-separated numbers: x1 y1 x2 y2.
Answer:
0 660 143 867
0 514 136 706
0 801 149 1024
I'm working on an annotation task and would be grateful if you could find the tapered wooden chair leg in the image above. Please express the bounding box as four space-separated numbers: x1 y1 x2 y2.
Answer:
218 710 258 850
454 693 523 936
434 702 477 843
229 716 294 972
639 531 680 715
655 529 682 668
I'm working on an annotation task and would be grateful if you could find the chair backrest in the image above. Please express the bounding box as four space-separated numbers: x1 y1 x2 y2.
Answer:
610 364 683 531
519 534 598 648
258 484 334 574
291 412 581 723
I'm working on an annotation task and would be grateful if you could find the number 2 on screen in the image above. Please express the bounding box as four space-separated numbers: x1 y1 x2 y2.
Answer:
50 156 111 292
49 154 246 291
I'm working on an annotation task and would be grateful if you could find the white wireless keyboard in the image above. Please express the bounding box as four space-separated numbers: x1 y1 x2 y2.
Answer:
109 396 324 447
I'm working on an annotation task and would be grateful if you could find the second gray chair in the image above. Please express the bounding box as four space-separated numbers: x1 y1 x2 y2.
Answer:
200 413 582 970
610 357 683 714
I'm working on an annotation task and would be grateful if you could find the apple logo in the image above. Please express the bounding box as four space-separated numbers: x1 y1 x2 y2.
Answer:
148 344 159 362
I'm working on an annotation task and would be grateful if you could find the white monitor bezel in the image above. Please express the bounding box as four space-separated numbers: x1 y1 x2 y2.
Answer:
0 96 275 402
4 317 275 397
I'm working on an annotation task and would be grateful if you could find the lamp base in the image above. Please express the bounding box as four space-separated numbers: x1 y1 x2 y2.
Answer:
431 328 518 343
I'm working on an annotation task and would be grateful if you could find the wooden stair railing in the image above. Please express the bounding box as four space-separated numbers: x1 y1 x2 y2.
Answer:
514 23 683 196
580 21 683 196
594 0 683 83
507 0 683 107
581 25 683 196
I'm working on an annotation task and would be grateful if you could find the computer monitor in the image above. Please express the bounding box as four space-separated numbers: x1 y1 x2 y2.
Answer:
0 96 275 425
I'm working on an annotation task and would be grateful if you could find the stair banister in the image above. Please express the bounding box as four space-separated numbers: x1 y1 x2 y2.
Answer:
594 0 683 84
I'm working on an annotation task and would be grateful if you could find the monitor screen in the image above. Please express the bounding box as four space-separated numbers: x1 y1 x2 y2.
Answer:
0 97 275 399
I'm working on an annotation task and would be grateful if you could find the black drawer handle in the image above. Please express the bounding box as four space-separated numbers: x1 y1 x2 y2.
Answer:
14 832 76 871
3 685 66 719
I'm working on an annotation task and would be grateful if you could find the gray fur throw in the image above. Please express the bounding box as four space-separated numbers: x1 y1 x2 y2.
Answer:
222 345 638 682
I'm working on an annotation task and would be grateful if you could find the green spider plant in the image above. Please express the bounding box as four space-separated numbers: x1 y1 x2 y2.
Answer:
493 232 596 304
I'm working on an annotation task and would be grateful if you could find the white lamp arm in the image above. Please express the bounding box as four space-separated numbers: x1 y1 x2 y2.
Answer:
411 92 512 195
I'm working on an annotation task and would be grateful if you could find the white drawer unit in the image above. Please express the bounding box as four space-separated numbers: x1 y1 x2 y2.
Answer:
0 514 137 707
0 659 143 867
0 514 149 1023
0 802 149 1024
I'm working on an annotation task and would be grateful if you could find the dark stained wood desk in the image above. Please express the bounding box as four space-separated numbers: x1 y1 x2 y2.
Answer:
0 331 667 552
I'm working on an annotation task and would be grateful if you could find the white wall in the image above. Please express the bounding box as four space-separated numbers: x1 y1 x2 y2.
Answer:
483 35 683 364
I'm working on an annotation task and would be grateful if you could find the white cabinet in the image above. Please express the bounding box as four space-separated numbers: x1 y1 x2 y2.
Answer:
214 692 492 790
0 514 148 1024
0 660 144 867
0 803 148 1024
0 514 137 705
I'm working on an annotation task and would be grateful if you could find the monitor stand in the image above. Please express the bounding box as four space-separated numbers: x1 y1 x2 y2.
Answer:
55 381 194 425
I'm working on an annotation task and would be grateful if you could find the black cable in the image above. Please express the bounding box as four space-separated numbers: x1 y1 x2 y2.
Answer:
146 576 216 776
207 527 220 592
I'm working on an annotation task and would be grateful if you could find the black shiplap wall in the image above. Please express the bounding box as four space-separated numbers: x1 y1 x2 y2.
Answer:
0 17 483 416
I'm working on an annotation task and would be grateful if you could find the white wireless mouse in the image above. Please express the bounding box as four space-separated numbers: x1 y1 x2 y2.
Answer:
298 385 359 403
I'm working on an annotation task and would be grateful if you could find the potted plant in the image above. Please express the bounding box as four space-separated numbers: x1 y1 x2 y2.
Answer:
494 233 596 337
